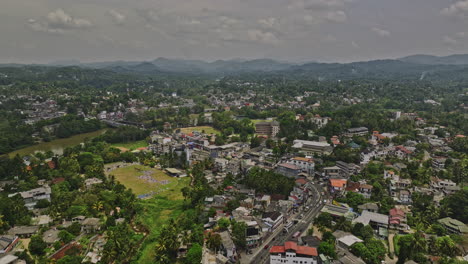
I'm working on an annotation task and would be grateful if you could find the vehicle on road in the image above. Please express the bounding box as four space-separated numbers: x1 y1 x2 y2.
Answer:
292 231 301 238
264 245 269 250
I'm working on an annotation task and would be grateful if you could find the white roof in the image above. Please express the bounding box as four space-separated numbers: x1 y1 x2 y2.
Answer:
0 255 19 264
352 210 389 225
338 235 364 247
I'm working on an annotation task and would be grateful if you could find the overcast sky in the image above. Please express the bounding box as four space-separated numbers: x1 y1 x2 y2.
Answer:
1 0 468 63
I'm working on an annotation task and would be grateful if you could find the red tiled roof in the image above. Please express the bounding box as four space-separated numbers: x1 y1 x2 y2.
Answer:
270 246 285 254
296 178 308 185
47 161 56 169
292 157 314 163
330 179 347 188
272 241 318 256
389 208 405 217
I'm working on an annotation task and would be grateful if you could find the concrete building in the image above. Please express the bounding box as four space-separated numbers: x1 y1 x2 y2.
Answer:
292 140 333 155
255 121 280 137
270 241 318 264
287 157 315 176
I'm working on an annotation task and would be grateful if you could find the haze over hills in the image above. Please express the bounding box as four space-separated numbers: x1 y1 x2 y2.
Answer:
2 54 468 81
398 54 468 65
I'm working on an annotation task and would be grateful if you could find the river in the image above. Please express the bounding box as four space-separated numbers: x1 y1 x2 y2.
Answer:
8 129 108 157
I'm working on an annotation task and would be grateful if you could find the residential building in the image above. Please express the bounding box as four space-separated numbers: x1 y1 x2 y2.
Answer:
7 226 39 238
219 231 236 260
8 186 51 210
389 208 409 232
352 210 389 230
287 157 315 176
329 179 347 194
0 235 19 254
337 235 364 250
336 161 359 178
270 241 318 264
276 163 301 178
262 212 283 231
81 218 101 234
255 121 280 137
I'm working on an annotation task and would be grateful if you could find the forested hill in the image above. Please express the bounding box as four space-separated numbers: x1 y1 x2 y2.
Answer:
2 57 468 82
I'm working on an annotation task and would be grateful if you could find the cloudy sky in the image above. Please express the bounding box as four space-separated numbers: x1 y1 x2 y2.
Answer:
1 0 468 63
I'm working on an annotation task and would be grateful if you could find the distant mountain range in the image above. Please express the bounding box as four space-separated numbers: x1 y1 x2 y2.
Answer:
398 54 468 65
2 54 468 81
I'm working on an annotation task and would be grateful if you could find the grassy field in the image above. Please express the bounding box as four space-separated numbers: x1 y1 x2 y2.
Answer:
108 164 190 263
111 140 148 151
179 126 220 135
108 164 182 196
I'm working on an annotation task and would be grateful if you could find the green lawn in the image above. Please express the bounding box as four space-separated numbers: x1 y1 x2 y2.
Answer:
179 126 220 135
108 164 184 196
108 164 190 263
111 140 148 151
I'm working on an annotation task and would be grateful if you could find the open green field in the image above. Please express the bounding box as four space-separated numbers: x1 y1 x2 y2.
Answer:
107 164 190 263
108 164 183 196
179 126 220 135
111 140 148 151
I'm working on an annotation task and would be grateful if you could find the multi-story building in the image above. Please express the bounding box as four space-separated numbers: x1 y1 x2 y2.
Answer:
9 186 51 210
270 241 318 264
292 140 333 155
276 163 302 178
287 157 315 176
344 127 369 137
255 121 280 137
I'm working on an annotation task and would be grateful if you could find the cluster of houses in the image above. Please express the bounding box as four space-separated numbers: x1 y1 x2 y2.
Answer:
0 174 111 263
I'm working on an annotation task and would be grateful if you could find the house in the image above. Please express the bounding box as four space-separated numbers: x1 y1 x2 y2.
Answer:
310 115 329 128
438 217 468 234
336 161 359 178
43 229 60 244
270 241 318 264
329 179 347 194
287 157 315 176
321 205 353 219
0 235 19 254
394 146 412 160
352 210 389 230
337 235 364 250
276 163 301 178
81 218 101 234
255 121 280 137
358 184 373 199
344 127 369 137
8 186 51 210
357 203 379 213
323 166 341 178
389 208 409 232
244 221 262 248
292 140 333 155
262 212 284 231
219 231 236 260
432 157 447 170
7 226 39 238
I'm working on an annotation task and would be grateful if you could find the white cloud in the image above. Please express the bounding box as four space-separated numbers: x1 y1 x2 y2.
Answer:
247 29 279 44
371 27 391 37
46 9 93 29
28 8 93 33
441 0 468 18
258 17 278 28
456 32 466 38
443 35 458 45
351 41 360 48
108 9 126 25
326 11 347 22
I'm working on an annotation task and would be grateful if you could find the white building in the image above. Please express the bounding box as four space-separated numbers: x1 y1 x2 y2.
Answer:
270 241 318 264
287 157 315 176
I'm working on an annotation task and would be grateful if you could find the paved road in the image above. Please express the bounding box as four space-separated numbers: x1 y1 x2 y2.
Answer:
247 182 325 264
